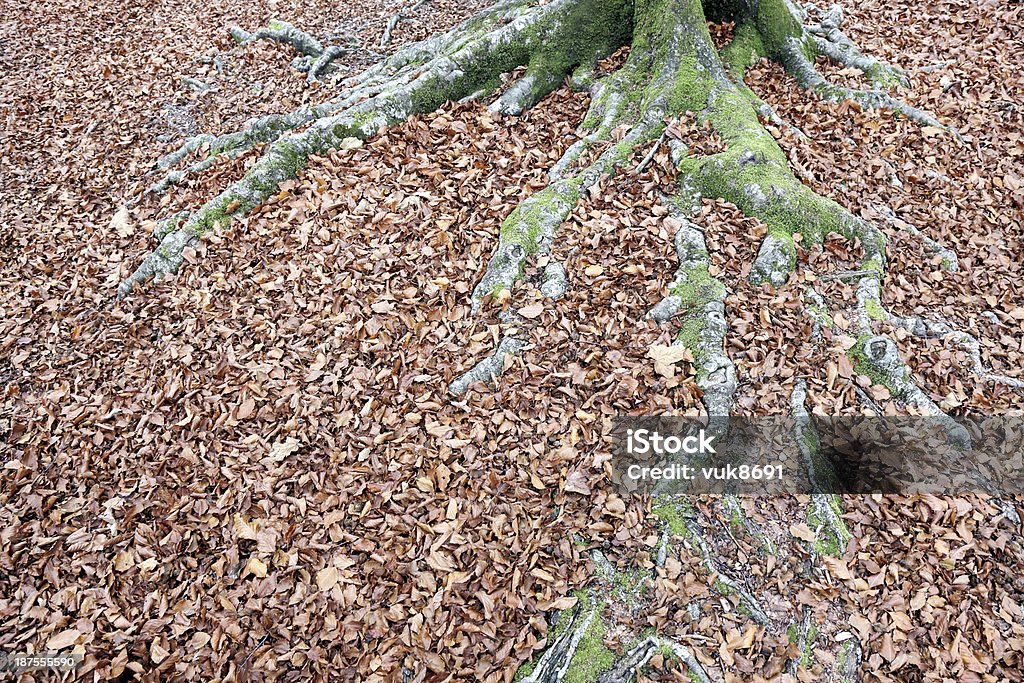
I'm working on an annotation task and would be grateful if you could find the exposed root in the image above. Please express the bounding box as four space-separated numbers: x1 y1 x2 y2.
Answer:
306 44 357 82
547 80 624 180
721 494 776 554
380 0 431 49
791 378 840 494
489 63 567 116
540 260 569 299
663 500 772 627
652 637 713 683
230 20 324 57
803 3 908 88
447 337 526 396
869 203 958 271
836 635 863 682
779 34 961 140
785 606 815 674
594 639 658 682
120 0 630 297
519 601 598 683
471 117 662 310
147 105 357 196
647 200 736 420
856 275 1024 390
152 210 191 241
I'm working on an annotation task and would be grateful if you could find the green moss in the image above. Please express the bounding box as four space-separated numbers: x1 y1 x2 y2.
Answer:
806 496 851 557
864 63 904 89
846 334 907 393
513 588 615 683
863 297 887 321
728 505 744 533
753 0 804 58
652 497 692 537
787 620 819 669
514 656 537 681
836 639 859 681
674 317 705 365
499 181 581 251
720 22 765 78
565 590 615 683
411 0 630 114
668 52 716 114
669 267 725 308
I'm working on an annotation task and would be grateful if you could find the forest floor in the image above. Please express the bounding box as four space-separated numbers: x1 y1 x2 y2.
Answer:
2 0 1024 681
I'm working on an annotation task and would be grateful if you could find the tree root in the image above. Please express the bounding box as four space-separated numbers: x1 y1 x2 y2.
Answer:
119 0 631 298
519 601 598 683
778 33 961 141
447 337 526 396
804 275 972 448
856 275 1024 390
658 499 772 627
547 79 625 180
230 20 324 57
145 105 359 196
803 3 907 88
648 199 737 421
380 0 431 49
868 203 957 271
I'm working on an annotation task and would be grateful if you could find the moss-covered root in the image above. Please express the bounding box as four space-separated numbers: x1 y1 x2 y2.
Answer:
471 119 660 310
803 3 908 88
548 78 626 181
380 0 431 49
647 202 736 418
778 33 961 140
148 106 354 195
849 330 972 448
808 493 852 557
119 0 631 298
785 607 815 674
836 636 863 683
658 500 772 626
447 337 526 396
791 378 842 494
592 639 658 683
306 44 355 83
652 638 713 683
229 19 325 57
520 600 601 683
855 274 1024 391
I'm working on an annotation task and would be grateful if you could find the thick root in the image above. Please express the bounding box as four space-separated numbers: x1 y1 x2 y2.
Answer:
648 200 737 420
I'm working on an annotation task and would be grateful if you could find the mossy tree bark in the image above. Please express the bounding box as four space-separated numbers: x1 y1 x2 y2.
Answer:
118 0 1007 679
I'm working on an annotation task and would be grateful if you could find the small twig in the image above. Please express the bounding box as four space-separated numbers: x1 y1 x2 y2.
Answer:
635 130 666 173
